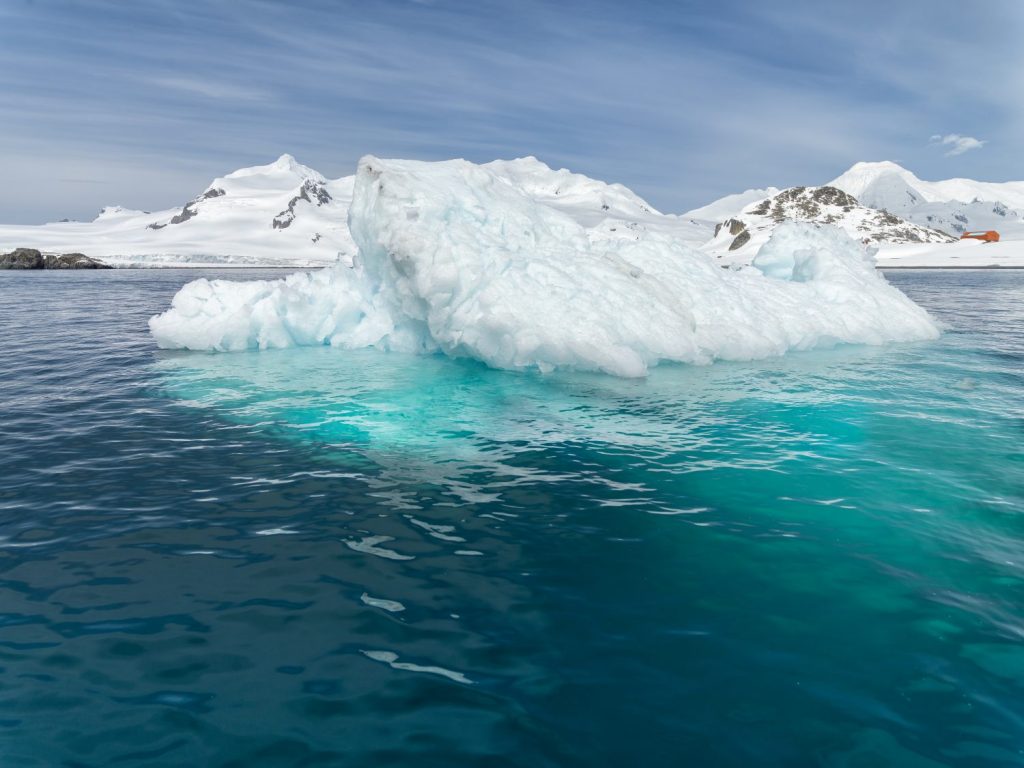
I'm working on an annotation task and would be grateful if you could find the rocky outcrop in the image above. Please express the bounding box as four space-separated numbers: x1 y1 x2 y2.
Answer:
749 186 860 221
0 248 45 268
44 252 112 269
740 186 955 245
148 187 226 230
273 180 333 230
714 218 747 237
168 204 198 225
0 248 112 269
712 218 751 251
728 229 751 251
148 204 195 229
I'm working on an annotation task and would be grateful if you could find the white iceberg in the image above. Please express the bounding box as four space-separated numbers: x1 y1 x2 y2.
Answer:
149 156 939 377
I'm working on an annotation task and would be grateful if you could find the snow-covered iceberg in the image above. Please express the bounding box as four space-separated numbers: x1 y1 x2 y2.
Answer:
149 157 939 377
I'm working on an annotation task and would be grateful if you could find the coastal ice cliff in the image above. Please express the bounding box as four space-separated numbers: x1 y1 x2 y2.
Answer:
149 157 940 377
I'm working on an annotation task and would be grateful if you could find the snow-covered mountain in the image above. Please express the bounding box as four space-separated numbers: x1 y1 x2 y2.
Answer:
0 155 356 267
702 185 954 263
827 161 1024 240
829 161 1024 209
683 186 781 223
0 154 711 267
3 153 1022 269
690 161 1024 243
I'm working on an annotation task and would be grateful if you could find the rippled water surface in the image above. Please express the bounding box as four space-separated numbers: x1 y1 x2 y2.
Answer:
1 268 1023 767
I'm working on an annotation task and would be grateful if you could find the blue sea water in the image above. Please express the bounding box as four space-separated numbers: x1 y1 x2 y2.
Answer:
0 268 1022 767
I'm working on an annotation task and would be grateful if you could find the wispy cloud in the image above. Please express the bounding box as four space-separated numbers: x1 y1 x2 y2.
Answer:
147 76 270 102
930 133 986 156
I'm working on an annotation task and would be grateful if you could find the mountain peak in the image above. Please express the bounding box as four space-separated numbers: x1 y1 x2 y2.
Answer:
843 160 910 174
826 161 927 212
271 153 300 169
223 154 325 184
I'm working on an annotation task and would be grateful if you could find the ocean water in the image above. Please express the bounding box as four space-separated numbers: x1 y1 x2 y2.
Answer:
0 268 1022 767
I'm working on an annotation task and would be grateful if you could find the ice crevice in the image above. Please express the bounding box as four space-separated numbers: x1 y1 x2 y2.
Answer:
149 156 940 378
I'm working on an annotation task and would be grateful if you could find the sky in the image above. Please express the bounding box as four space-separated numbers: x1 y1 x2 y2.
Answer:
1 0 1022 223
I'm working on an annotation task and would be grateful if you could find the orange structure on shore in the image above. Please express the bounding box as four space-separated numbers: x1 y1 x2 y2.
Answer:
960 230 1000 243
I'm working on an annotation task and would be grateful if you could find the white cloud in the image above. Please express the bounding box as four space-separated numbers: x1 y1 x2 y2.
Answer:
148 76 269 102
930 133 986 156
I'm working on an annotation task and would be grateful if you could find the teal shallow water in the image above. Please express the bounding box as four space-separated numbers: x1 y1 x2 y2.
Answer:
0 269 1022 766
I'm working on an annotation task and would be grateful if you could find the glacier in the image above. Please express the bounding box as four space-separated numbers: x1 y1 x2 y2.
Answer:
149 156 940 378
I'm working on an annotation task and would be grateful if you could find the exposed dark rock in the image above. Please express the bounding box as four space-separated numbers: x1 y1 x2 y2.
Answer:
310 183 332 206
0 248 44 269
148 187 225 229
43 253 112 269
0 248 111 269
169 202 198 225
742 185 956 245
273 180 333 229
809 186 858 208
755 186 858 222
729 230 751 251
715 218 747 237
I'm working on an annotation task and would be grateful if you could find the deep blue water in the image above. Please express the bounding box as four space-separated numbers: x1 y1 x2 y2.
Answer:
1 268 1023 767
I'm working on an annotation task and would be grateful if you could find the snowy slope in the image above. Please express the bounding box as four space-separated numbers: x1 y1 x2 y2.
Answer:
683 186 781 223
830 161 1024 209
701 185 953 265
875 239 1024 268
0 154 710 266
149 156 938 377
6 152 1021 269
0 155 356 267
828 161 1024 241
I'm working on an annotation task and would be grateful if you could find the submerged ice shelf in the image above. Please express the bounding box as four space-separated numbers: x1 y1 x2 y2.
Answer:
150 157 940 377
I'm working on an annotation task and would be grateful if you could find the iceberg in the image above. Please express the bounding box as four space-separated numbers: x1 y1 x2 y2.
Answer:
149 156 940 377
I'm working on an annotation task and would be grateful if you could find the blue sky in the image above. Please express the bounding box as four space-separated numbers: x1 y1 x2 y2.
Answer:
1 0 1021 223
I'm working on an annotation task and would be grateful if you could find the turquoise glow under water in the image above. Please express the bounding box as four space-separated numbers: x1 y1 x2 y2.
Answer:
0 269 1022 766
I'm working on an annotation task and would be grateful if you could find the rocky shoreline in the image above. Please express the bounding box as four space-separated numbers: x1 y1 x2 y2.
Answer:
0 248 112 269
